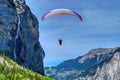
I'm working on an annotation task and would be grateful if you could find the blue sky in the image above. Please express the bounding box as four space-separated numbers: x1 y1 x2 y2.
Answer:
26 0 120 66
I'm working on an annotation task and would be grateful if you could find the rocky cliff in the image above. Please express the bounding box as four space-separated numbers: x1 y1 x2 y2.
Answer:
0 0 45 74
45 47 119 80
76 48 120 80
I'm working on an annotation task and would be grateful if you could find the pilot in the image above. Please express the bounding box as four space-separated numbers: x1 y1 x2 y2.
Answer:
58 39 63 45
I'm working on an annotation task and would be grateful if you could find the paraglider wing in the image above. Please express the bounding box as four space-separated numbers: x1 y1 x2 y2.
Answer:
41 9 82 21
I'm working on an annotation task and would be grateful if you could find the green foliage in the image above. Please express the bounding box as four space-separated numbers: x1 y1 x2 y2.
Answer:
0 50 4 55
0 52 52 80
0 74 6 80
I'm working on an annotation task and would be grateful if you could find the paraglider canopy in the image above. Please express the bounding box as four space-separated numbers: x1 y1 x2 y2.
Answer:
41 9 83 46
41 9 82 21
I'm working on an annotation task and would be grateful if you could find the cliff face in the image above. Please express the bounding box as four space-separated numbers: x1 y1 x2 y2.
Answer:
0 0 45 74
76 48 120 80
45 47 119 80
94 49 120 80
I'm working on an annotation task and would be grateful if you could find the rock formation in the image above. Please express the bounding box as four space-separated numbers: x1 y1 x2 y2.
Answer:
75 48 120 80
0 0 45 74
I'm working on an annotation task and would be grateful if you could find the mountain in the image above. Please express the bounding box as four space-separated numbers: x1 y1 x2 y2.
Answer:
76 48 120 80
45 47 119 80
0 50 52 80
0 0 44 74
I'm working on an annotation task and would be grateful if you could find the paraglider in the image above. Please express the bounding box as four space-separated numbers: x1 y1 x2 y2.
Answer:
58 39 63 45
41 9 82 21
41 8 82 45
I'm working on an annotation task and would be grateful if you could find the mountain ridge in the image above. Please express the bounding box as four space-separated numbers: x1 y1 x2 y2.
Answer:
45 47 119 80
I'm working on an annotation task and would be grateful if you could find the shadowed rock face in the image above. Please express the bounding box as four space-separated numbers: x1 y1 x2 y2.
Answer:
0 0 45 74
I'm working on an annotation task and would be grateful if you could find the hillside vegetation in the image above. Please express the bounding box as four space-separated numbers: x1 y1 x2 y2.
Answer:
0 51 52 80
